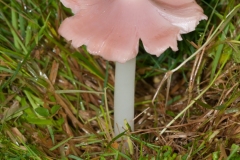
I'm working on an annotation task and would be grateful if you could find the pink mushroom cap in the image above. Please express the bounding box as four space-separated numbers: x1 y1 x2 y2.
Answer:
59 0 207 63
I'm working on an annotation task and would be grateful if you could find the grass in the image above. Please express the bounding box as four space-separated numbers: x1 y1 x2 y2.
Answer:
0 0 240 159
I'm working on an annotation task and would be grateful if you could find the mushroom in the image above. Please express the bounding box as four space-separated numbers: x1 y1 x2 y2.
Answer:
58 0 207 135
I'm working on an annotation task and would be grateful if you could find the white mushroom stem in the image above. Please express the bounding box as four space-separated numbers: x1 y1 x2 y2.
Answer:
114 58 136 135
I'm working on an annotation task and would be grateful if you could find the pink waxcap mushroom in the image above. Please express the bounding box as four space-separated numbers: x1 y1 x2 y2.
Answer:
59 0 207 63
